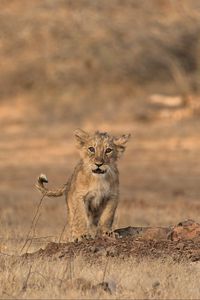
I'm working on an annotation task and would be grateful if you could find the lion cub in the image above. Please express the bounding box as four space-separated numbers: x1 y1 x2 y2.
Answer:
36 129 130 241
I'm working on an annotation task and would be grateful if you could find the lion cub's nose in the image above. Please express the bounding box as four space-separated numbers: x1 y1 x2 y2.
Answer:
95 162 103 168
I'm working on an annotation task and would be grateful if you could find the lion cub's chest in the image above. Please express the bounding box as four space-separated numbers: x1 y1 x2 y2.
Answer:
87 176 111 208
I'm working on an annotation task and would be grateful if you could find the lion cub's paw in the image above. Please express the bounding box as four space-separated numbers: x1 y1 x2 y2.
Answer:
103 231 119 239
97 230 119 239
81 234 94 241
73 234 94 243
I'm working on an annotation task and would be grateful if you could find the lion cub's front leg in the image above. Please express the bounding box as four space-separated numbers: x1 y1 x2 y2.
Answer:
84 193 118 238
68 195 90 242
98 196 118 235
84 192 99 238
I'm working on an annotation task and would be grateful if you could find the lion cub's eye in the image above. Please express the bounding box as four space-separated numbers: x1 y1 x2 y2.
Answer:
105 148 113 154
88 146 95 153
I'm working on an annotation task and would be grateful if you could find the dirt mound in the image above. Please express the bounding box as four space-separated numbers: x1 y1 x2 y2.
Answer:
22 220 200 263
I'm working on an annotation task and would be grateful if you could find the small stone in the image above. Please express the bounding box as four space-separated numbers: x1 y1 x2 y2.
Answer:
176 242 185 250
152 281 160 289
93 281 112 295
90 246 99 253
106 246 116 257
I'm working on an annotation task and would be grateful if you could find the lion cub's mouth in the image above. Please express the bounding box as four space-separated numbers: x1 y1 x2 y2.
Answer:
92 168 106 174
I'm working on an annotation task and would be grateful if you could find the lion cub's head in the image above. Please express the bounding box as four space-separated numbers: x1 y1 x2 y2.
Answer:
74 129 130 175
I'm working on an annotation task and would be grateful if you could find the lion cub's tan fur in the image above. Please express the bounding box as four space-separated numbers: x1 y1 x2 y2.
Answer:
36 129 130 241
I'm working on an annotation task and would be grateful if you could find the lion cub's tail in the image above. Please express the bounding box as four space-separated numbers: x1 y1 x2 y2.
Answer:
35 174 67 197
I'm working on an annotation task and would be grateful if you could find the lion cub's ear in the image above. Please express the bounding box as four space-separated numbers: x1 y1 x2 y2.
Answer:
113 134 131 157
74 129 89 147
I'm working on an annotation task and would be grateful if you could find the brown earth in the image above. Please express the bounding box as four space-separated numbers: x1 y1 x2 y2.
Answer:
20 220 200 263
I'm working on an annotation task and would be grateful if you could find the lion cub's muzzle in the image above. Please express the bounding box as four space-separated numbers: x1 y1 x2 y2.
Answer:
92 162 106 174
92 168 106 174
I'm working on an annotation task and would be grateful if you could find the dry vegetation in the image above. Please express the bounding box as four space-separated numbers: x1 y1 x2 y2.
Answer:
1 0 200 299
1 255 200 299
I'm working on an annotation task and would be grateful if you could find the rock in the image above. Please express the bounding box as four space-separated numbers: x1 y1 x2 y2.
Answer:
152 280 160 289
149 94 185 108
114 226 171 240
92 281 112 295
175 242 185 250
141 227 171 240
170 219 200 241
106 246 117 257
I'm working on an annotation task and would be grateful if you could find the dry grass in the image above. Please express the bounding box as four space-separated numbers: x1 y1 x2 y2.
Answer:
1 1 200 299
0 255 200 299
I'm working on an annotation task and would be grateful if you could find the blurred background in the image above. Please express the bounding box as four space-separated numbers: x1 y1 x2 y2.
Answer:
1 0 200 252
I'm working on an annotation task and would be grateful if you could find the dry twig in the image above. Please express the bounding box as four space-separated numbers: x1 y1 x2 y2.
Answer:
20 193 46 254
22 265 33 292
